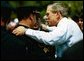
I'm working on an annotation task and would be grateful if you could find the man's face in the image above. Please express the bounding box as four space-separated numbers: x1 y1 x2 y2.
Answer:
43 6 59 26
29 14 39 29
19 14 39 29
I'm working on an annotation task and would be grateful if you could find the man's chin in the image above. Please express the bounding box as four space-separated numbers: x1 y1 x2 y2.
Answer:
49 25 52 27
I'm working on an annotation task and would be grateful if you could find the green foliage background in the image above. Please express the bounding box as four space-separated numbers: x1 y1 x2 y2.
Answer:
1 1 83 21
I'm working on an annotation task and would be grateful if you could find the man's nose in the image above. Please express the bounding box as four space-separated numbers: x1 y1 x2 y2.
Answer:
43 15 48 20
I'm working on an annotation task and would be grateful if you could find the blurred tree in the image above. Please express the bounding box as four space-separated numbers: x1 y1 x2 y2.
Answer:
1 1 83 22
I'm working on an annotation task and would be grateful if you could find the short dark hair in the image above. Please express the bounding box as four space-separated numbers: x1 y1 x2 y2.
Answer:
16 6 41 21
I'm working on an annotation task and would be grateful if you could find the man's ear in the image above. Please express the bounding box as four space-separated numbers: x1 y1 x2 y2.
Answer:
55 11 61 20
29 14 34 21
55 11 60 17
30 14 37 23
57 11 62 16
55 11 60 15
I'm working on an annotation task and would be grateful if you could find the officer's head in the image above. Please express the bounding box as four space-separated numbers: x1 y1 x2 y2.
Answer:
16 6 41 29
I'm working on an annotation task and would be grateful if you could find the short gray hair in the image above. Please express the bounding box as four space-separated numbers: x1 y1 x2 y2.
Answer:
48 3 68 17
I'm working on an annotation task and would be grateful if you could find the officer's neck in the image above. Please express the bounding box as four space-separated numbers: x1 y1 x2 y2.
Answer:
19 19 31 28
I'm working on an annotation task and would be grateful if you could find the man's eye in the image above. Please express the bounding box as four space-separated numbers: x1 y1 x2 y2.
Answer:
46 13 49 16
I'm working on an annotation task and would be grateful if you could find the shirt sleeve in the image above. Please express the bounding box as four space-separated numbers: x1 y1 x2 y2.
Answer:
25 25 68 46
25 19 68 46
46 26 57 31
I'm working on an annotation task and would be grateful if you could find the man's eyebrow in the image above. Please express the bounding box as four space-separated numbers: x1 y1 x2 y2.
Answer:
45 13 49 16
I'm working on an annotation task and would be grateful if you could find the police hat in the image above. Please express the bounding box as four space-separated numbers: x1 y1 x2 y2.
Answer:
16 6 41 20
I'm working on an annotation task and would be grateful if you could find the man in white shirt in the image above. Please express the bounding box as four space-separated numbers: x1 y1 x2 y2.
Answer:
12 3 83 60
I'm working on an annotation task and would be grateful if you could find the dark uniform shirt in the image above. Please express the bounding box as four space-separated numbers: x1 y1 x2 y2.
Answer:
1 26 49 60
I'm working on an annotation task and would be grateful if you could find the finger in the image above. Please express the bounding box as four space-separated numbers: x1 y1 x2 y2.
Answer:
12 27 20 32
16 32 22 36
16 33 19 36
12 29 17 33
12 27 20 33
12 29 19 35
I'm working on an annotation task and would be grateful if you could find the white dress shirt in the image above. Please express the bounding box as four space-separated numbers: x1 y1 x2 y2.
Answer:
25 17 83 58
